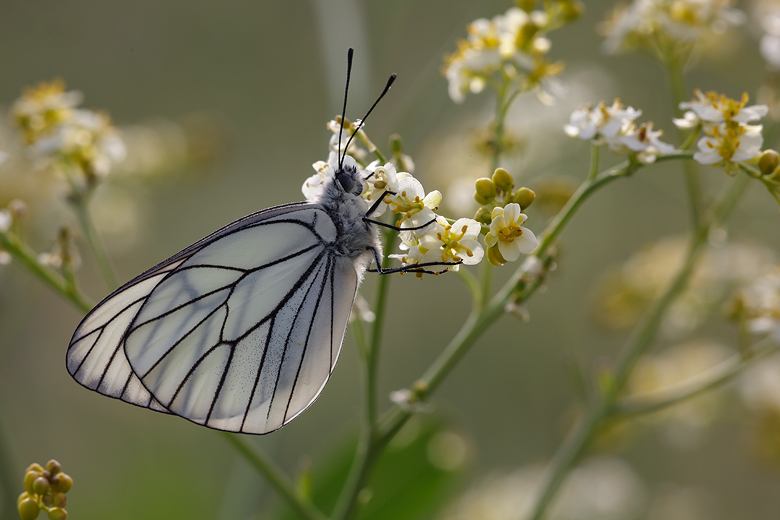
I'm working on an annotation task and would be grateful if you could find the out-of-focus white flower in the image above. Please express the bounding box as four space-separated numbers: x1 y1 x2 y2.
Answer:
349 292 376 323
692 123 763 169
389 389 434 413
757 7 780 69
674 91 768 172
740 352 780 413
438 456 646 520
10 79 84 144
34 109 126 177
565 100 675 163
484 203 537 262
593 237 776 336
0 210 11 233
628 340 732 449
735 266 780 342
302 156 333 201
675 90 769 127
443 6 565 103
418 217 484 271
601 0 746 55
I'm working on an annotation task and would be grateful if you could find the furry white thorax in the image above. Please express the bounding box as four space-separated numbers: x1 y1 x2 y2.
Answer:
315 156 380 275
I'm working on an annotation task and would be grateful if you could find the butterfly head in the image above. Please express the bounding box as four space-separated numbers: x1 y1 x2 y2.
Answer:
334 155 364 196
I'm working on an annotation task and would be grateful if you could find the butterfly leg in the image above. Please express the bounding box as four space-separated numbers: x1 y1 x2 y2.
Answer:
366 247 461 275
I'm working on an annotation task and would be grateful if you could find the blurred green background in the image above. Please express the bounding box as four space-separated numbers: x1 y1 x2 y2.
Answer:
1 1 779 519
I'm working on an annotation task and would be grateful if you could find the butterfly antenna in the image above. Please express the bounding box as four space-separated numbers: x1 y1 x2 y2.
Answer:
338 48 354 171
341 73 397 166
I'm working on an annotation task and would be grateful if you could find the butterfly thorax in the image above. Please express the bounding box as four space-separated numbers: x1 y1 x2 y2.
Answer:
317 169 380 265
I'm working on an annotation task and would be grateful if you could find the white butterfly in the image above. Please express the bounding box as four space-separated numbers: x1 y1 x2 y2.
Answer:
66 50 454 434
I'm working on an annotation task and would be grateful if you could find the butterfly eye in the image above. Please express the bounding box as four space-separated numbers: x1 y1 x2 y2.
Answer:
337 171 355 193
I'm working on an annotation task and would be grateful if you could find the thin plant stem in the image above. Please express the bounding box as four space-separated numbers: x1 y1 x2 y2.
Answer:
588 145 600 181
220 432 327 520
0 231 93 312
617 335 780 416
666 54 702 227
70 196 119 290
525 173 750 520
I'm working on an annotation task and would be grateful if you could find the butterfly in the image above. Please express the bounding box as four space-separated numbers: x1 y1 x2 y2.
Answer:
66 49 456 434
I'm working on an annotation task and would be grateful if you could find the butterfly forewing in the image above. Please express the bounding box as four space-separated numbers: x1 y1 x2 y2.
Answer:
66 203 359 434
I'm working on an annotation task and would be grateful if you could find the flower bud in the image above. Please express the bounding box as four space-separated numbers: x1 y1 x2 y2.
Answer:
389 133 403 154
45 460 62 476
512 187 536 209
475 178 497 200
51 473 73 494
487 245 506 266
52 493 67 508
24 471 41 494
474 207 492 225
759 150 779 176
492 168 514 192
474 192 490 205
42 494 53 507
48 507 68 520
25 463 44 474
18 497 39 520
33 476 50 495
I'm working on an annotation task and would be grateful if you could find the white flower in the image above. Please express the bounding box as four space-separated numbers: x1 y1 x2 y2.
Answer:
677 90 768 126
484 204 537 262
0 210 12 233
692 123 763 166
326 118 367 161
33 109 126 177
302 157 332 201
418 216 484 270
11 79 84 144
564 100 642 142
615 122 676 164
737 267 780 343
362 161 408 213
384 175 441 229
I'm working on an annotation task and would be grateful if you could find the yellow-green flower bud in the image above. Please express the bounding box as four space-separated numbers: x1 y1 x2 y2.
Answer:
52 493 67 508
50 473 72 494
560 0 585 21
389 133 403 154
32 476 50 495
23 471 40 494
42 495 53 507
25 464 44 474
512 187 536 209
492 168 514 192
18 497 39 520
45 460 62 476
474 192 490 205
18 492 31 507
48 507 68 520
487 245 507 266
475 178 497 200
474 207 492 225
759 150 780 176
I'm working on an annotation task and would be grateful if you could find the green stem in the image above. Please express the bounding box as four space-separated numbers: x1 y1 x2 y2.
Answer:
70 196 119 290
0 231 93 312
525 173 749 520
665 54 702 227
331 230 396 520
376 160 637 442
220 433 327 520
617 335 780 416
588 145 600 181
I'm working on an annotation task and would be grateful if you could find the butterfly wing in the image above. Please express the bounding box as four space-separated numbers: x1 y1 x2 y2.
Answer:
67 202 359 434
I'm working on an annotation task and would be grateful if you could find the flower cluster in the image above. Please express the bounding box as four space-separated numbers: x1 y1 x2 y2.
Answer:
593 237 776 337
17 460 73 520
443 2 581 104
10 79 126 182
675 90 767 173
601 0 745 56
565 99 676 164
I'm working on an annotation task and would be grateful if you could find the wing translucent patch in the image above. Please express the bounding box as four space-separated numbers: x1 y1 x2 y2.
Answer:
67 204 358 434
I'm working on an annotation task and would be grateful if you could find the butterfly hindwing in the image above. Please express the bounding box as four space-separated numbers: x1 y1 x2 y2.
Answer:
67 202 359 433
